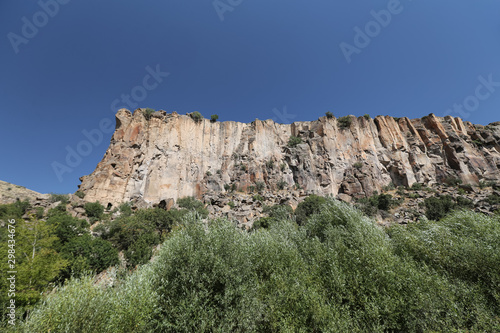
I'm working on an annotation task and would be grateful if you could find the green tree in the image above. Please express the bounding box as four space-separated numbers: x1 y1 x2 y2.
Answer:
210 114 219 122
190 111 203 123
84 202 104 220
294 194 327 225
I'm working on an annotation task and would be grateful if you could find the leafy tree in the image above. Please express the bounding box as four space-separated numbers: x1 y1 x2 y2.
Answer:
295 194 327 225
424 195 455 220
0 216 67 318
84 202 104 220
177 197 208 218
210 114 219 122
325 111 334 118
190 111 203 123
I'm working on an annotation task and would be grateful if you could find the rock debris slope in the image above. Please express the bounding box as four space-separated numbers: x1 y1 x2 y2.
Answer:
78 109 500 209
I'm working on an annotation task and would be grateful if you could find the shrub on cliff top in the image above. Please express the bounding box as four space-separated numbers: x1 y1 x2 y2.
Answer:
190 111 203 123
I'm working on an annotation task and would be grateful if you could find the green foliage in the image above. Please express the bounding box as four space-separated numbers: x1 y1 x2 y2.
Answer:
251 216 276 230
16 201 500 332
410 182 423 190
176 197 209 218
205 170 212 177
0 200 30 220
265 159 274 169
50 193 69 204
210 114 219 122
84 201 104 220
190 111 203 123
240 164 247 171
325 111 334 118
252 194 264 202
144 108 155 120
0 217 67 320
224 183 230 191
255 181 265 192
444 176 462 187
295 194 327 225
119 202 132 217
338 116 352 128
277 178 287 190
228 201 235 209
287 136 302 147
357 193 396 216
280 163 287 171
479 180 496 189
424 195 455 220
262 204 293 220
383 182 395 191
75 190 85 199
363 113 371 120
353 162 363 169
487 193 500 205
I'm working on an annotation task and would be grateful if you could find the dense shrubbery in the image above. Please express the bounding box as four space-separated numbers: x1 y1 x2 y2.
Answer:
6 197 500 332
84 201 104 220
0 202 118 323
423 195 473 220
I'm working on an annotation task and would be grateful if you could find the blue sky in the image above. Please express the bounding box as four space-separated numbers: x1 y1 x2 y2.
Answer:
1 0 499 194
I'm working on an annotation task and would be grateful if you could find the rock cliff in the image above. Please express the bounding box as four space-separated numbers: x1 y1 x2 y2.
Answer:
78 109 500 210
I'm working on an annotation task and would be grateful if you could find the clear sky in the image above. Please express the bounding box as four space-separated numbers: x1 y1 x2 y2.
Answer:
1 0 499 194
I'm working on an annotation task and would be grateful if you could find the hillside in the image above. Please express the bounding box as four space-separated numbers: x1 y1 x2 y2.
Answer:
0 180 47 205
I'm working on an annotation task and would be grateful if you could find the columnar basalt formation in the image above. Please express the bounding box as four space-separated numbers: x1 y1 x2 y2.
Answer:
78 109 500 209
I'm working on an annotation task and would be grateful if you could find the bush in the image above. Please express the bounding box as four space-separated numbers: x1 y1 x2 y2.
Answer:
50 193 69 204
228 201 235 209
287 136 302 147
410 182 423 191
487 193 500 205
177 197 208 218
444 176 462 186
265 159 274 169
363 114 371 120
75 191 85 199
84 202 104 220
210 114 219 123
338 116 352 128
277 178 287 190
144 108 155 120
252 194 264 202
295 194 327 225
15 200 500 332
325 111 334 118
190 111 203 123
353 162 363 169
424 195 455 220
255 182 266 192
119 202 132 217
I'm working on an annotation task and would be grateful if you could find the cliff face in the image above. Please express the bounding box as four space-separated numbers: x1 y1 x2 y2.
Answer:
79 109 500 209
